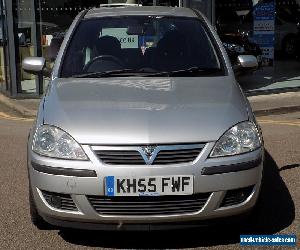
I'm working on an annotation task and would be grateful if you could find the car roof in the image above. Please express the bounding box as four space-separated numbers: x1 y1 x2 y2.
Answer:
85 6 199 19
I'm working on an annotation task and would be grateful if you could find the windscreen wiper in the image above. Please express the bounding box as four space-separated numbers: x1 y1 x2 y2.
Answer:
144 67 223 77
72 69 137 78
71 67 223 78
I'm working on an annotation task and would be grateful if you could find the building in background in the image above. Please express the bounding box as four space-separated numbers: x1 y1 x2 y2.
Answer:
0 0 214 97
0 0 299 97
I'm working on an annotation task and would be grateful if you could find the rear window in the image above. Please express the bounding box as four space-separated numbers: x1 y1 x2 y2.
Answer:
60 16 224 77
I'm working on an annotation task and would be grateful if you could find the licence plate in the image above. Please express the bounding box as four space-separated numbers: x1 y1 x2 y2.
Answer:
105 175 193 196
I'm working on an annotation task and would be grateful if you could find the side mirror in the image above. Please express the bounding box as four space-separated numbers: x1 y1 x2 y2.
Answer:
237 55 258 69
22 57 51 77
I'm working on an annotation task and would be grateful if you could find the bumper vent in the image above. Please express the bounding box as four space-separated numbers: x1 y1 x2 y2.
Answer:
87 193 211 216
42 190 77 211
93 144 204 165
221 186 254 207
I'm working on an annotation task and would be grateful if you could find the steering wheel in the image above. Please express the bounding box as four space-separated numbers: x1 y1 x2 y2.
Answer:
83 55 124 72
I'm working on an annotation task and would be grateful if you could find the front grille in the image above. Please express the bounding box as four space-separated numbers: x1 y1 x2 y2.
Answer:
220 186 254 207
94 144 204 165
96 150 145 165
153 148 202 165
87 193 211 216
42 190 77 211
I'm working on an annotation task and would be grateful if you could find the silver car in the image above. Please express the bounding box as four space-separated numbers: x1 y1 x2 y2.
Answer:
23 6 264 230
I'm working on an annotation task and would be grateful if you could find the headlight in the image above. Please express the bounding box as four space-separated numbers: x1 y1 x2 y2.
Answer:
210 121 261 157
32 125 88 160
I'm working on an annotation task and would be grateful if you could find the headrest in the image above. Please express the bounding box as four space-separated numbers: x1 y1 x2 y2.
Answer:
96 35 121 55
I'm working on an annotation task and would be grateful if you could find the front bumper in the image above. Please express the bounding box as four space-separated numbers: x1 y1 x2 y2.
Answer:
28 142 264 229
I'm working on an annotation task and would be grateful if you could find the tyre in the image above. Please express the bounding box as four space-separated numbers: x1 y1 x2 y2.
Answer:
29 185 51 230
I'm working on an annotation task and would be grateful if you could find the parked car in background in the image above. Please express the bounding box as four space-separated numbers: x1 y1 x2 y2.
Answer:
216 5 299 58
239 7 299 57
23 6 263 231
219 32 262 74
216 10 262 74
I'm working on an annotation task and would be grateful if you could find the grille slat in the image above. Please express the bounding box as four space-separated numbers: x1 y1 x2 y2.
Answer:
93 205 202 211
157 150 201 155
60 201 76 206
154 154 199 159
96 150 144 165
100 159 145 164
61 200 77 206
153 148 202 165
88 199 207 205
99 156 143 160
221 202 239 207
94 145 204 165
101 159 144 162
88 201 206 208
97 150 140 156
153 158 196 164
88 193 210 216
61 204 77 210
102 160 145 165
94 209 200 215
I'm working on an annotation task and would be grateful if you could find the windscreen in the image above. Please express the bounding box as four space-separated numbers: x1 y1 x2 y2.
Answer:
60 16 224 77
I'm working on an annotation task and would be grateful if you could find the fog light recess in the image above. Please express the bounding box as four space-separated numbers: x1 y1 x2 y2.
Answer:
41 190 78 211
220 185 254 207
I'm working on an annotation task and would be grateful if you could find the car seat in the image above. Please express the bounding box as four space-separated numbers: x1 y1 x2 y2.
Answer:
94 35 122 59
156 31 188 71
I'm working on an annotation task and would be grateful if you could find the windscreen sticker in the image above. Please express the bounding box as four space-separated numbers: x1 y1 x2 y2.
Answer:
101 28 138 48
